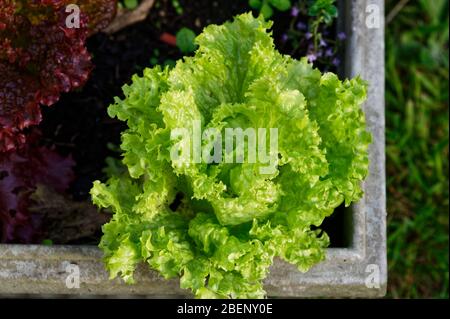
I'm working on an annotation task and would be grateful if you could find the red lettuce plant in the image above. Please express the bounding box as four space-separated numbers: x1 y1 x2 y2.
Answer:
0 131 75 243
0 0 117 152
0 0 117 242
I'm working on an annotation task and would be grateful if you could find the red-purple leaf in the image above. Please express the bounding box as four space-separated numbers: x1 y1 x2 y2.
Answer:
0 132 75 243
0 0 117 153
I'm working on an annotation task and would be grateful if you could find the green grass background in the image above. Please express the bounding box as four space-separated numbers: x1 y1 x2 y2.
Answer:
385 0 449 298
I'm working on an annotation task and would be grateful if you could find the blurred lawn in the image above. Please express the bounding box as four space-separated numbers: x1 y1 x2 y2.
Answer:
385 0 449 298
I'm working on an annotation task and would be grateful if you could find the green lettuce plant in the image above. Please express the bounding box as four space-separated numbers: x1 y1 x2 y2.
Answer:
91 13 371 299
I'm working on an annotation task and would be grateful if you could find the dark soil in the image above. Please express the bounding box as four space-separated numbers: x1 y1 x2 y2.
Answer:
39 0 345 246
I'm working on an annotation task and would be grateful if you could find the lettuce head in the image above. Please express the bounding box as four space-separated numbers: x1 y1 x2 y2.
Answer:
91 13 371 299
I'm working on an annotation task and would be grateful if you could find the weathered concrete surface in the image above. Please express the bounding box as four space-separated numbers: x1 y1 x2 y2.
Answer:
0 0 386 297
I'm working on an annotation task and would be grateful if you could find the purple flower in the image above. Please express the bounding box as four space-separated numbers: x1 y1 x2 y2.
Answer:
319 39 327 47
291 6 300 17
307 52 317 63
337 32 346 41
305 32 313 39
325 48 334 57
281 33 289 42
296 21 307 31
332 57 341 66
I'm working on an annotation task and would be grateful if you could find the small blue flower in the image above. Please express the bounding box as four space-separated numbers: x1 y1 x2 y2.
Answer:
332 57 341 66
325 48 334 57
338 32 346 41
291 6 300 17
305 32 313 39
296 21 307 31
281 33 289 42
307 52 317 63
320 39 327 47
